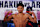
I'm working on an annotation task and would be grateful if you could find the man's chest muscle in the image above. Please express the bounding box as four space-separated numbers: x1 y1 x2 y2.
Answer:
13 15 28 23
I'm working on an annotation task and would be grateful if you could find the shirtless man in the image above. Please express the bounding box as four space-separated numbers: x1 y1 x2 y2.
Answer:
4 3 37 27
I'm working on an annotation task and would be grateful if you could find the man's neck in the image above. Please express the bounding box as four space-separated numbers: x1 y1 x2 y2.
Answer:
18 12 23 15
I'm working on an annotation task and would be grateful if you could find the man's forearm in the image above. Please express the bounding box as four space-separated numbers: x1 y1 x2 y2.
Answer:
4 13 9 22
34 15 37 23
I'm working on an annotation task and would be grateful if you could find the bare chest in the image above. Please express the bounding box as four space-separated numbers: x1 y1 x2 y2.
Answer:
13 15 28 23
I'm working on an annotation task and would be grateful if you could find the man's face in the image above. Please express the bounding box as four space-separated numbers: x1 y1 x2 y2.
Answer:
17 6 24 13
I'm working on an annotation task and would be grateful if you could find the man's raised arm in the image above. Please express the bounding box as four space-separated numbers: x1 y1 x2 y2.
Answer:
4 11 13 22
28 12 37 23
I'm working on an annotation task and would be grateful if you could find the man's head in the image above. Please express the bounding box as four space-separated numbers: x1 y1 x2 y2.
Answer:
17 3 24 13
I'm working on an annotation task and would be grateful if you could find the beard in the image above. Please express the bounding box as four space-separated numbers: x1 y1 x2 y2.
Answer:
20 12 22 13
19 12 22 13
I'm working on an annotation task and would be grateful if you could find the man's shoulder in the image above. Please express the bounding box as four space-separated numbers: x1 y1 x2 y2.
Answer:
12 14 17 16
24 13 29 17
25 13 29 15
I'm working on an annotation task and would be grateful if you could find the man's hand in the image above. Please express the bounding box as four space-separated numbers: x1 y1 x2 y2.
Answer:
7 10 12 14
32 12 35 16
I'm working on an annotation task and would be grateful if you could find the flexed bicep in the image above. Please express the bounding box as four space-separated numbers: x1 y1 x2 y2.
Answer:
28 15 34 22
28 14 37 23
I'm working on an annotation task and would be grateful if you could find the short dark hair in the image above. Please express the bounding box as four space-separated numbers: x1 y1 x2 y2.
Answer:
17 3 24 8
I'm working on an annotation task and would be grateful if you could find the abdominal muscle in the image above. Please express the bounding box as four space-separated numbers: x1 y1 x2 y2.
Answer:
13 18 28 27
